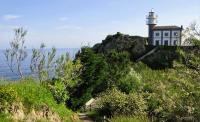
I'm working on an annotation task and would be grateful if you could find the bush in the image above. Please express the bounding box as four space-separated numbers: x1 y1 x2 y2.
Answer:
48 80 69 104
97 88 147 117
117 68 142 93
0 86 17 112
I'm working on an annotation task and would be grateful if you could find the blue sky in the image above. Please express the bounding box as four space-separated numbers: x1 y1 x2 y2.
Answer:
0 0 200 49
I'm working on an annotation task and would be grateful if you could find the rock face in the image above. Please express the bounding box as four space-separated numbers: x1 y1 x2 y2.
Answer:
93 32 147 59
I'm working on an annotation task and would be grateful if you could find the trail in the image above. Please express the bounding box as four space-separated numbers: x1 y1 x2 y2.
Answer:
78 113 93 122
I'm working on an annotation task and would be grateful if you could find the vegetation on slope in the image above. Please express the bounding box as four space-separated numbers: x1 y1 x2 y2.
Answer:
0 79 79 122
70 30 200 121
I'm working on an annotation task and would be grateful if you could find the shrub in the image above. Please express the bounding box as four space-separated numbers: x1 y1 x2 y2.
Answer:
117 68 142 93
105 50 131 86
0 86 17 112
97 88 147 117
48 80 69 104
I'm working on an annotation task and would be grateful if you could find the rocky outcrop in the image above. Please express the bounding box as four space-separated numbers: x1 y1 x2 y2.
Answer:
93 32 147 59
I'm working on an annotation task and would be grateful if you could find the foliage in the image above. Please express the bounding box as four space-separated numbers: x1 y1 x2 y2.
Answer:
70 48 133 110
55 53 82 88
0 86 18 112
94 56 200 121
70 47 109 110
4 28 28 78
0 78 74 121
97 88 147 117
177 40 200 73
30 43 57 81
47 80 69 104
117 68 142 94
142 46 180 69
133 62 200 121
45 53 82 105
183 21 200 45
105 50 131 87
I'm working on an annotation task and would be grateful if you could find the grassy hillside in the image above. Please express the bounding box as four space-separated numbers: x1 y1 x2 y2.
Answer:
0 78 80 122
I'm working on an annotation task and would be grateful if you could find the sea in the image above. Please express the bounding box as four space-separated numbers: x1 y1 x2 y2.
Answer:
0 48 79 80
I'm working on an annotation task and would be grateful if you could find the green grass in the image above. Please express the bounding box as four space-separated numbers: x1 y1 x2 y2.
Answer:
0 78 75 122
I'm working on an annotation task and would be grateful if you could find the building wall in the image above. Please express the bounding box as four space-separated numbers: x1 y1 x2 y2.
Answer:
163 30 170 45
153 30 181 46
172 30 181 46
153 31 161 45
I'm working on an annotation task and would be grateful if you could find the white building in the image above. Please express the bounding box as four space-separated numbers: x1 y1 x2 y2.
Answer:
146 10 183 46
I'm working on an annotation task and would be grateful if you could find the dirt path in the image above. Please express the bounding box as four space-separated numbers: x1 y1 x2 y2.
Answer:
78 113 93 122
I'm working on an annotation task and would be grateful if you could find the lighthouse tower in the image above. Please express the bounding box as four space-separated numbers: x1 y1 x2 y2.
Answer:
146 10 157 45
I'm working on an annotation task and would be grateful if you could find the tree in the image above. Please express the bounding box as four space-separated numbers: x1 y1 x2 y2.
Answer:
55 53 82 87
4 28 28 78
30 43 56 81
181 21 200 73
183 21 200 45
105 50 131 88
70 47 109 110
47 53 82 104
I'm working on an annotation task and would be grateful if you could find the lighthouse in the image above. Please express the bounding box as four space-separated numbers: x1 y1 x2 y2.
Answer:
146 9 158 45
146 10 183 46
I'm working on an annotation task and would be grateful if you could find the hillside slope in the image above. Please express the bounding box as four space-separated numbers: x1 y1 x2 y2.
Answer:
0 79 80 122
77 32 200 121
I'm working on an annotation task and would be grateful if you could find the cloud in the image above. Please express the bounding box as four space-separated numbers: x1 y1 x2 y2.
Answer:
3 14 22 20
56 25 82 30
59 17 69 21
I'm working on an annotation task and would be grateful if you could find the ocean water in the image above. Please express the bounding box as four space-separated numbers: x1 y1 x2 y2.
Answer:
0 48 79 80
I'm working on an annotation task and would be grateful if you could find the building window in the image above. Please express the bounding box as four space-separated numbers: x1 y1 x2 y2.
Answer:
174 40 177 45
164 40 168 46
164 33 169 37
155 33 160 36
174 32 178 36
155 40 159 46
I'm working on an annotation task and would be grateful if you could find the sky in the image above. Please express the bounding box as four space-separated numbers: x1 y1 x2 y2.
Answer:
0 0 200 49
